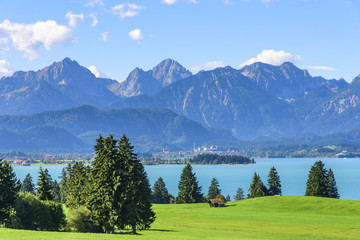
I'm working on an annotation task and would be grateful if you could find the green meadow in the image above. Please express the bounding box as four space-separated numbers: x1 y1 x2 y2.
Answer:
1 196 360 240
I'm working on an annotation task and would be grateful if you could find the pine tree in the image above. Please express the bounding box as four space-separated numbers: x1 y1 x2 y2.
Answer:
176 163 203 203
305 161 328 197
267 167 282 196
234 187 245 200
119 134 155 234
59 166 70 204
207 177 221 199
0 159 19 224
52 180 61 202
327 168 340 199
152 177 169 204
248 172 267 198
36 167 54 201
20 173 35 193
66 162 88 208
225 194 231 202
86 135 124 233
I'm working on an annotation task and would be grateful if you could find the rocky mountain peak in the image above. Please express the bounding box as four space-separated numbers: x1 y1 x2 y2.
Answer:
151 58 192 87
351 74 360 84
115 58 192 97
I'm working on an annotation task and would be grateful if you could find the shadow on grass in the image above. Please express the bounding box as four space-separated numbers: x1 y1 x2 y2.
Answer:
147 229 177 233
224 204 236 207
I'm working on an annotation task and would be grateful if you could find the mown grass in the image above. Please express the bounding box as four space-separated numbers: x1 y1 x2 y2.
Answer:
1 196 360 240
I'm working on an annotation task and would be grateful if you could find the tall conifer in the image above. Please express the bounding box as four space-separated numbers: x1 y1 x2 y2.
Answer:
207 177 221 199
305 161 328 197
267 167 282 196
327 168 340 199
36 167 54 201
0 159 19 224
176 163 203 203
66 162 88 208
248 172 267 198
119 134 155 234
152 177 169 204
86 135 123 233
20 173 35 193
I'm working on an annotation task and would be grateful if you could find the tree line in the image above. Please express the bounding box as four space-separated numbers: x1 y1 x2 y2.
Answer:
190 154 255 165
150 160 340 204
0 135 155 234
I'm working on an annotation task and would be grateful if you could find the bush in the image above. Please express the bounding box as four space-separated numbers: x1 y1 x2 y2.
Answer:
10 192 65 231
66 206 101 233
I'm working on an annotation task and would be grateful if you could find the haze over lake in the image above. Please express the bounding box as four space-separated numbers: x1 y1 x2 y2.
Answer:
13 158 360 200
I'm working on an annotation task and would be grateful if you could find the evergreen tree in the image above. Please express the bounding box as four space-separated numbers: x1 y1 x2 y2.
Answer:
86 135 124 233
0 159 19 224
151 177 169 204
176 163 203 203
119 134 155 234
207 177 221 199
305 161 328 197
327 168 339 199
52 180 61 202
66 162 88 208
267 167 282 196
20 173 35 193
36 167 54 201
225 194 231 202
234 187 245 200
248 172 267 198
59 166 70 204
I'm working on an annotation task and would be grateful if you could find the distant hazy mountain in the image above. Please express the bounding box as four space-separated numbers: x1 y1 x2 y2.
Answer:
1 57 358 144
0 58 119 115
302 74 360 134
0 105 234 152
0 126 88 153
240 62 348 100
110 62 351 139
113 58 192 97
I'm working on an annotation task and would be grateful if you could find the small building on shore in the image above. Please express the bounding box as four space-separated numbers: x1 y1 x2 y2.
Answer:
208 199 225 207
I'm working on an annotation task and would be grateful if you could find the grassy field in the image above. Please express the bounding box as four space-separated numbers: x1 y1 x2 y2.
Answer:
1 196 360 240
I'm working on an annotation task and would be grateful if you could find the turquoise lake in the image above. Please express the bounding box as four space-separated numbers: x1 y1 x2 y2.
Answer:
12 158 360 200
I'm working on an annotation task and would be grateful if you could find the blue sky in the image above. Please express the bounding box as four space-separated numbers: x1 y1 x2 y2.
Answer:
0 0 359 82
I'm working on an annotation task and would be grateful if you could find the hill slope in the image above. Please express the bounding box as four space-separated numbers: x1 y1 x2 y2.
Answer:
0 105 234 152
1 196 359 239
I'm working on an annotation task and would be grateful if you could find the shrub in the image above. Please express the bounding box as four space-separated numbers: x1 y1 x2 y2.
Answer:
66 206 101 233
11 192 65 231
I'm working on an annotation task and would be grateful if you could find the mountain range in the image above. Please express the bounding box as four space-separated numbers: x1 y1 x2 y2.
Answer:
0 57 359 152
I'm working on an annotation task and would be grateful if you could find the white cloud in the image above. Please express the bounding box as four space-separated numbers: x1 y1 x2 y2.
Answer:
0 19 73 60
128 28 143 41
161 0 197 4
87 65 109 78
240 49 302 67
0 59 14 77
101 32 109 42
189 65 201 73
308 66 337 71
112 3 143 19
224 0 233 6
65 12 84 28
0 38 10 55
85 0 104 7
89 12 98 27
189 61 226 73
204 61 226 69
